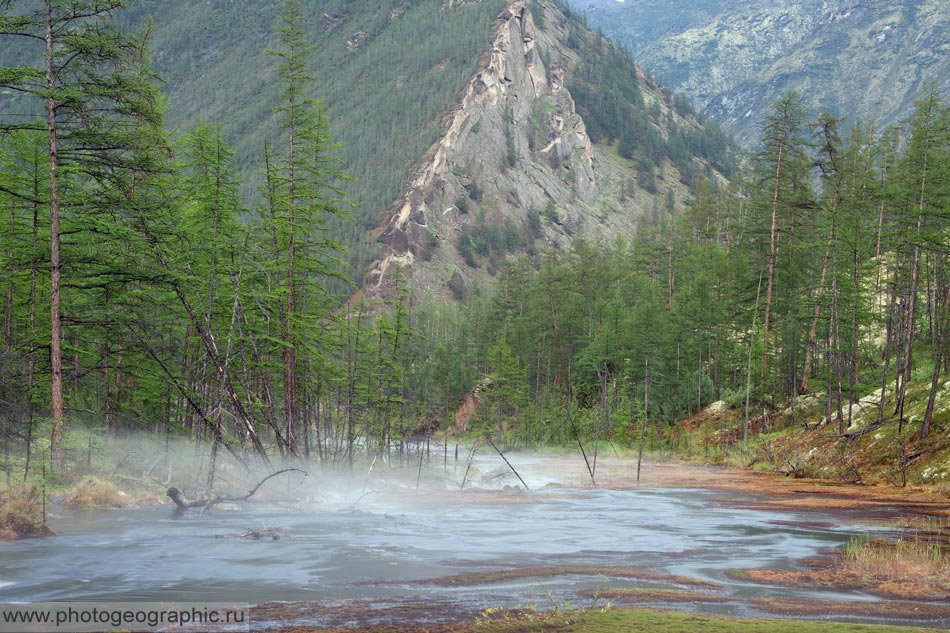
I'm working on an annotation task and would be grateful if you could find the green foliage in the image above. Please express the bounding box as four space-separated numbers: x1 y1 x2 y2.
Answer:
504 105 518 169
458 214 531 271
466 180 483 202
411 91 950 458
0 0 946 482
527 207 542 239
108 0 507 295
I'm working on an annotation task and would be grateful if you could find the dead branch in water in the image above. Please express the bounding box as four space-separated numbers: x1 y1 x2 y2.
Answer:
459 441 480 491
167 468 308 512
485 437 530 491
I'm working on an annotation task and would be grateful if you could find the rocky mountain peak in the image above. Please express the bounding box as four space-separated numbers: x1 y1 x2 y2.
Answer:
364 0 728 304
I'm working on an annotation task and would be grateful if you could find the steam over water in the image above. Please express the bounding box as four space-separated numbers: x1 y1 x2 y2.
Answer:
1 451 899 626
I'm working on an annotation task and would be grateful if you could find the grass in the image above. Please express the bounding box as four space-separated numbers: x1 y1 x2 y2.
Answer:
841 530 950 600
0 484 53 540
732 526 950 602
62 477 129 509
410 606 943 632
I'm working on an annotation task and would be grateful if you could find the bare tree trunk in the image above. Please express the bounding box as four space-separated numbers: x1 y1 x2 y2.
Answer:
45 1 65 471
637 354 649 483
832 272 845 434
877 269 898 426
25 189 39 479
148 240 272 468
801 234 834 393
744 273 763 446
761 139 786 383
898 102 935 430
921 283 950 439
4 203 12 347
897 239 920 427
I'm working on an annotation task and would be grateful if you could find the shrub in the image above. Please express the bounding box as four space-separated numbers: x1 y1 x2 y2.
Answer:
63 478 128 509
0 484 54 540
465 181 482 201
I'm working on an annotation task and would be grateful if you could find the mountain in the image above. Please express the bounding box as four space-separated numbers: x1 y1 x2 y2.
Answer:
129 0 733 302
356 0 735 303
0 0 734 302
118 0 510 292
569 0 949 147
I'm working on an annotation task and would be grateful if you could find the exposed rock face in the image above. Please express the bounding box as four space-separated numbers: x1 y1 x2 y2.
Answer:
575 0 949 147
365 0 663 303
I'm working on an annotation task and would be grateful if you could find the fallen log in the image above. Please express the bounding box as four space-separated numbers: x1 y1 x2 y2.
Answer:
167 468 308 512
166 487 222 509
210 527 284 540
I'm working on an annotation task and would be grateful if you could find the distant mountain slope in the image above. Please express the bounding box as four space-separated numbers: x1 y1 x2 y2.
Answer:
570 0 949 146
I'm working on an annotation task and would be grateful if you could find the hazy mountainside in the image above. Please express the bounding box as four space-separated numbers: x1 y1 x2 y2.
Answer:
0 0 732 300
570 0 949 147
363 0 733 304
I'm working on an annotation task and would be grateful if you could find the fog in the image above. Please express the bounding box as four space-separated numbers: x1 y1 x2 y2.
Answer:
0 440 903 630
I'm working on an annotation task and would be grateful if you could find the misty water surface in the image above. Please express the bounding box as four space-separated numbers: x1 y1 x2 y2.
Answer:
0 451 903 627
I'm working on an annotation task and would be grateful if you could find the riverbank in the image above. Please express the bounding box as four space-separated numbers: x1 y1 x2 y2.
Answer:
248 601 948 632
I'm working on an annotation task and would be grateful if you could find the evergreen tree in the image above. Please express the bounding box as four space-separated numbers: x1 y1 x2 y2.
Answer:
260 0 348 456
750 93 814 398
1 1 169 469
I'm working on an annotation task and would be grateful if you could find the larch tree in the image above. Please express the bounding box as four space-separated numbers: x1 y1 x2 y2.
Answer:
0 0 167 469
261 0 348 458
750 93 812 396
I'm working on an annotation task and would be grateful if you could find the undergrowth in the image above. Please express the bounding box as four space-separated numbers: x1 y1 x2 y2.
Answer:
0 484 53 539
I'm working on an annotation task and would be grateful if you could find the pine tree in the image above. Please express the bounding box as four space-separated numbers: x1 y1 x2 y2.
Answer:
750 93 813 397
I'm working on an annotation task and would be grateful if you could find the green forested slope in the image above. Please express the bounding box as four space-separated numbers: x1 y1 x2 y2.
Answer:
119 0 506 290
422 90 949 486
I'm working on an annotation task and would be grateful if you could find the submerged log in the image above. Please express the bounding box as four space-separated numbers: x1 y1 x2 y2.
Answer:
209 527 284 540
166 487 221 510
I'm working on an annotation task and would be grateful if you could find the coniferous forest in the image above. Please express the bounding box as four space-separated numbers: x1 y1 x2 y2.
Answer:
0 0 948 493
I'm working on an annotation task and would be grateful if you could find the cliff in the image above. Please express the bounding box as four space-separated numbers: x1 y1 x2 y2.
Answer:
364 0 729 303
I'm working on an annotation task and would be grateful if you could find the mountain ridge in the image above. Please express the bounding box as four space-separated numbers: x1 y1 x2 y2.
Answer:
362 0 733 304
571 0 949 147
0 0 734 303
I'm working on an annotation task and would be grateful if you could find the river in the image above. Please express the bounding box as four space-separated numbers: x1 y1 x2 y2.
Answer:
1 450 930 629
